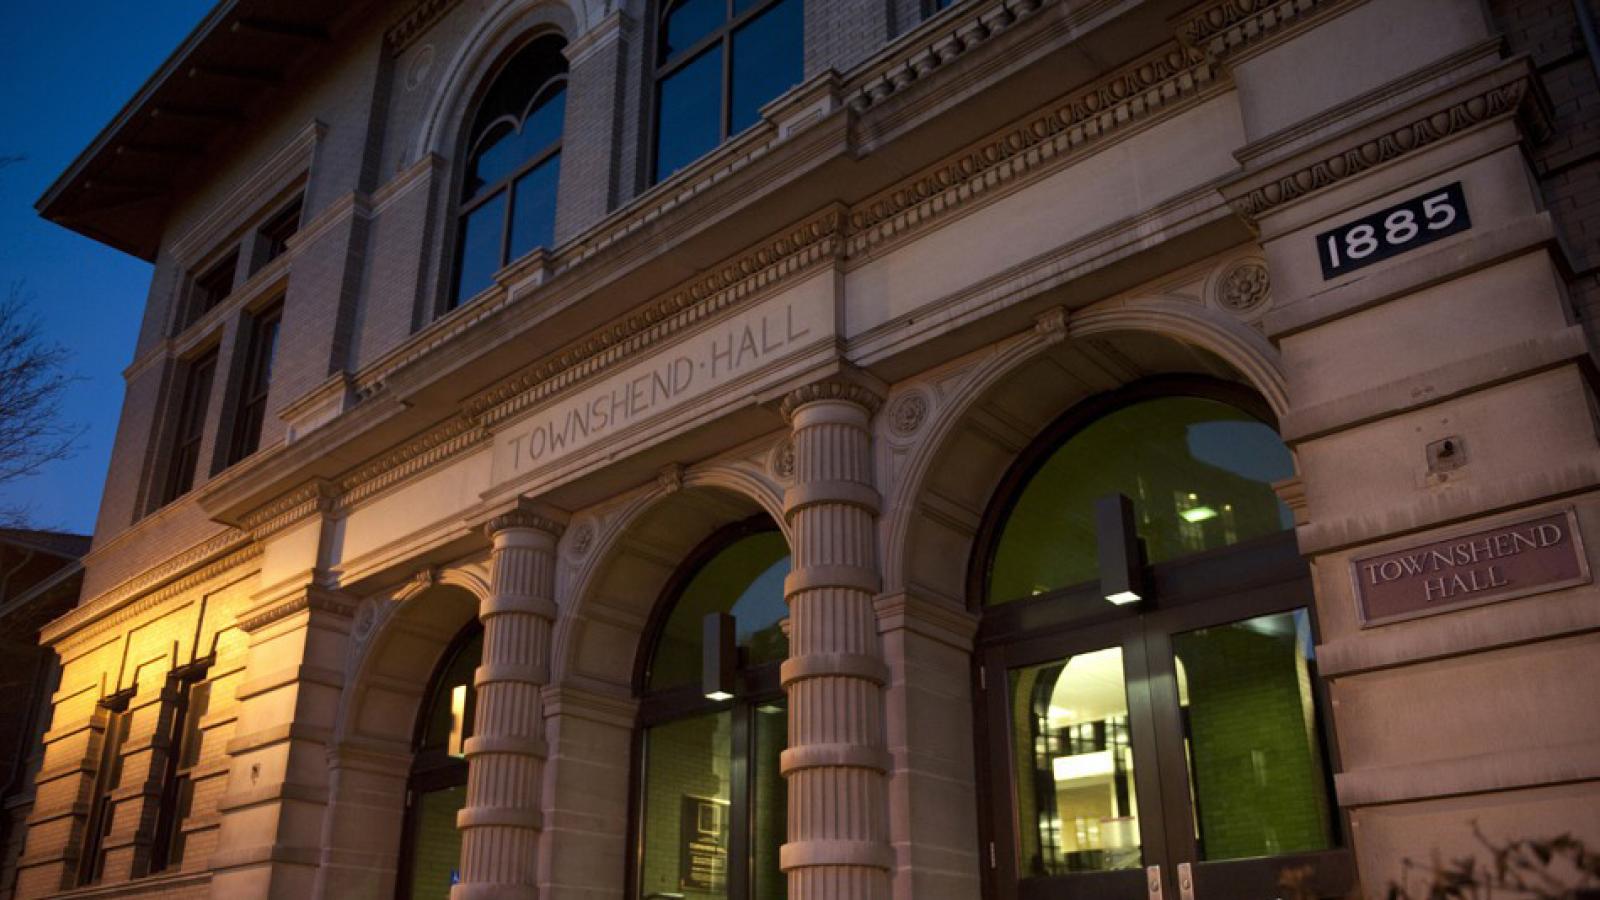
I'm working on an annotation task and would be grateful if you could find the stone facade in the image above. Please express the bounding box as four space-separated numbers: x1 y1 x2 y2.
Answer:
20 0 1600 898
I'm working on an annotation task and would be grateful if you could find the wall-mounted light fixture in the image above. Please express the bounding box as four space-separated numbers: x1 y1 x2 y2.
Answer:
1095 493 1145 605
702 611 736 701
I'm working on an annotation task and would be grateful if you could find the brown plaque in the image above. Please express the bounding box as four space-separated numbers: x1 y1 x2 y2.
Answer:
1352 509 1590 627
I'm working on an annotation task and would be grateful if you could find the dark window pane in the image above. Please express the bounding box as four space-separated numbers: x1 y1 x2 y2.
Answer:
1009 648 1141 876
509 153 561 261
730 0 803 133
162 350 217 506
639 711 732 898
257 197 302 270
1173 610 1335 861
227 305 280 466
654 45 723 182
663 0 725 59
185 250 238 329
408 785 468 900
467 119 520 198
648 530 790 691
988 397 1293 605
453 192 506 306
752 700 787 900
520 83 567 157
420 630 483 755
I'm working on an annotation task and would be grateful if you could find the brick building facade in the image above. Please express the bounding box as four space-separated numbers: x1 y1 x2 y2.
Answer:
18 0 1600 898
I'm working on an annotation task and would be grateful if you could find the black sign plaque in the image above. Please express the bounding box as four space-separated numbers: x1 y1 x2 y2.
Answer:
1316 182 1471 280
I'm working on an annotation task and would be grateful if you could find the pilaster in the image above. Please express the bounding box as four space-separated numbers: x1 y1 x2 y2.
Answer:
557 12 628 242
208 581 355 900
452 504 564 900
779 377 893 900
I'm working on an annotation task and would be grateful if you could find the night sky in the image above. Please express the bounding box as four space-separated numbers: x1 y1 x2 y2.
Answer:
0 2 214 536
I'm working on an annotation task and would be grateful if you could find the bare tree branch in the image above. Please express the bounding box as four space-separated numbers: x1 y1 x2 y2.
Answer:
0 281 83 527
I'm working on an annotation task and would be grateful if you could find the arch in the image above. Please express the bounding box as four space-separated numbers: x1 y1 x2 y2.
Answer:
315 571 486 900
883 296 1291 604
552 456 788 693
414 0 581 164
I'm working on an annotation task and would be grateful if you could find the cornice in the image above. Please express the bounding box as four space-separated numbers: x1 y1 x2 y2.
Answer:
1175 0 1362 65
1225 70 1546 227
486 504 567 538
238 584 357 634
43 540 262 650
780 377 886 420
846 41 1217 260
167 119 325 266
336 415 489 511
240 479 337 539
387 0 459 54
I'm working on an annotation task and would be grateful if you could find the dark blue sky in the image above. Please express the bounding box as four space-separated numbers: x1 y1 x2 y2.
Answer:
0 3 214 535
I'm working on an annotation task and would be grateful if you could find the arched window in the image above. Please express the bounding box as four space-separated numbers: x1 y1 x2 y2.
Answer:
397 623 482 900
452 35 568 307
633 518 790 899
651 0 802 183
974 381 1353 899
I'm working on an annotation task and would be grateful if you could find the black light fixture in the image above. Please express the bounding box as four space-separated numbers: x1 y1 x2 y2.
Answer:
1095 493 1145 606
702 611 736 701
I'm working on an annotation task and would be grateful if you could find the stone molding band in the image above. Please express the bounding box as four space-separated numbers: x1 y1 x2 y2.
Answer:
780 743 894 775
454 805 544 831
780 652 891 687
478 592 558 620
783 481 882 516
784 565 884 597
779 839 896 870
473 663 551 688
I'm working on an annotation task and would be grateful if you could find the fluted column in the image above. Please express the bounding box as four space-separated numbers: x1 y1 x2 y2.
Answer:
779 380 892 900
454 505 563 900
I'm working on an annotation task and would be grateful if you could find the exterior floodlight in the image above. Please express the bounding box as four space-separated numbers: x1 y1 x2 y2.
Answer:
702 611 736 701
1095 493 1145 606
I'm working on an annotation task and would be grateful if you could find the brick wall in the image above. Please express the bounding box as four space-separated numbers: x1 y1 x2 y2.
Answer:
1491 0 1600 348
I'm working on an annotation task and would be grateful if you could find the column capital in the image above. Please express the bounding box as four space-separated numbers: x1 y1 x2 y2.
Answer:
482 499 567 540
779 370 886 421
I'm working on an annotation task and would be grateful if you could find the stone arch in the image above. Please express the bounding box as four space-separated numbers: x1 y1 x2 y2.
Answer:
414 0 582 163
553 457 790 692
882 296 1291 605
314 562 489 900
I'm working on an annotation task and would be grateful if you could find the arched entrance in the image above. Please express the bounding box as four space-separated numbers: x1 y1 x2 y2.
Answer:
970 378 1352 899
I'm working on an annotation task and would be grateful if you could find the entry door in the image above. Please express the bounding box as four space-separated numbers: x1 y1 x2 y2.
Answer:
978 535 1355 900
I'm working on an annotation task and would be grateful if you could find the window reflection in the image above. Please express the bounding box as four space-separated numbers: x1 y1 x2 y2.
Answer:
648 529 790 691
1010 648 1141 876
1173 610 1335 861
988 396 1294 605
653 0 802 183
452 37 567 307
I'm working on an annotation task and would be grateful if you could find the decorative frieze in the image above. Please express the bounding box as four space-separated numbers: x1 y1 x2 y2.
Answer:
237 585 357 634
846 42 1216 258
1176 0 1355 63
240 479 337 540
336 416 488 511
386 0 457 54
1227 77 1543 227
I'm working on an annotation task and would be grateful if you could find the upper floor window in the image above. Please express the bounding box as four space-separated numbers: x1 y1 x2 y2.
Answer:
652 0 803 183
452 35 568 307
254 196 303 273
181 251 238 331
225 301 282 467
159 348 218 507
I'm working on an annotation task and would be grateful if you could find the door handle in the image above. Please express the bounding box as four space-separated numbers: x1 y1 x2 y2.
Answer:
1176 861 1195 900
1146 865 1165 900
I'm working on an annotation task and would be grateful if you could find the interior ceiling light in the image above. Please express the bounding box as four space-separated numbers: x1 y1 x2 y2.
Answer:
1180 505 1218 523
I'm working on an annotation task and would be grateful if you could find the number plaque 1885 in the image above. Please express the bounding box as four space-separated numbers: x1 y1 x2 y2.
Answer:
1316 182 1472 280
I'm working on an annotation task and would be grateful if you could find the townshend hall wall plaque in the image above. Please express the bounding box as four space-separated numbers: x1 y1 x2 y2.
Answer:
1351 509 1589 626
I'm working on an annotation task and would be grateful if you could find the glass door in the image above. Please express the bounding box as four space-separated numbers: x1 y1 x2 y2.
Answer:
979 537 1354 900
981 613 1172 900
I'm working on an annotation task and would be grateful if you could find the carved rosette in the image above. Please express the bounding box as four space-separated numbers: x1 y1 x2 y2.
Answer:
887 390 930 436
768 438 797 482
1215 259 1272 316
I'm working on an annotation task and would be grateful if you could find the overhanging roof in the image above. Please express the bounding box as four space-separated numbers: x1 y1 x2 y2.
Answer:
35 1 351 260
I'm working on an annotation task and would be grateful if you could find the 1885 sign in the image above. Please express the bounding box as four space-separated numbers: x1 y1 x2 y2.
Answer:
1352 509 1590 627
1317 182 1471 279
